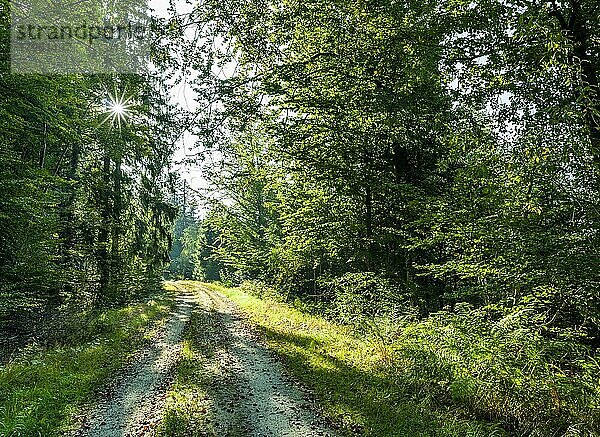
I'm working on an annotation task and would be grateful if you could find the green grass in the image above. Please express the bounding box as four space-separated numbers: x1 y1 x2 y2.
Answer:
156 337 213 437
0 286 175 436
202 283 503 436
204 282 600 437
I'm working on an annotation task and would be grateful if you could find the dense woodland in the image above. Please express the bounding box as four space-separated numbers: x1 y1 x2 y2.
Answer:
2 0 600 434
167 0 600 433
0 0 179 349
174 0 600 342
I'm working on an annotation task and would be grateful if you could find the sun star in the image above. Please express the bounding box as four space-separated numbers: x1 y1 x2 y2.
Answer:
101 90 133 129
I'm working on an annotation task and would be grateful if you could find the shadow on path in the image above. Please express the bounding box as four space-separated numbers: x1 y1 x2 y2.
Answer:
75 290 196 437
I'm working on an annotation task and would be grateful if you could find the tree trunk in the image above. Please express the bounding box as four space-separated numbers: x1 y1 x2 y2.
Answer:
58 142 81 298
362 148 376 269
98 154 112 303
111 157 123 299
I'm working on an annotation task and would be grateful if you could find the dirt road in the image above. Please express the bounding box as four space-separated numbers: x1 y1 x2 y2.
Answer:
188 284 336 437
76 291 196 436
75 283 335 437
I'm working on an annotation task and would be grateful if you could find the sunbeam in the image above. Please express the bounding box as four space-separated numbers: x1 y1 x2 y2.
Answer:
100 89 133 129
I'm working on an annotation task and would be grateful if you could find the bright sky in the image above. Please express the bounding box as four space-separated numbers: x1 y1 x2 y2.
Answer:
149 0 206 195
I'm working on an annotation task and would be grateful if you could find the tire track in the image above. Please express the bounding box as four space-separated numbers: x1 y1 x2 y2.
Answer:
75 289 196 437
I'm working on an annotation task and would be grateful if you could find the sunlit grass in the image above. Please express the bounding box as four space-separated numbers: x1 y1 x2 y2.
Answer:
204 282 505 436
158 337 213 436
202 282 599 436
158 282 218 436
158 281 252 437
0 289 174 436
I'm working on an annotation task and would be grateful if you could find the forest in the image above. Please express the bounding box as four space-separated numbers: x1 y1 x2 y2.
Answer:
2 0 600 436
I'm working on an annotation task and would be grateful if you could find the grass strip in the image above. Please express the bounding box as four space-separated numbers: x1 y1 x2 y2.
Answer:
0 286 175 436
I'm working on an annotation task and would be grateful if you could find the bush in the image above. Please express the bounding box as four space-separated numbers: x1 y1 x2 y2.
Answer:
239 280 283 301
393 305 600 436
321 272 416 326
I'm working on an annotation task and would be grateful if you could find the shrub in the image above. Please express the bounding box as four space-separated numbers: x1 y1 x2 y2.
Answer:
393 305 600 435
320 272 416 326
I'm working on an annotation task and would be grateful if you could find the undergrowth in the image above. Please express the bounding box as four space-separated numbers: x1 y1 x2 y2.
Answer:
0 285 175 437
205 282 600 437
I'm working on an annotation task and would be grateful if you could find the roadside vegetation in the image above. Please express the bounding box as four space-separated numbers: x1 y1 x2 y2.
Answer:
0 287 174 437
203 282 599 437
166 2 600 436
3 0 600 435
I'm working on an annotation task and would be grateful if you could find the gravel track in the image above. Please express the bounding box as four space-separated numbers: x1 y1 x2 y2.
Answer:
193 285 336 437
74 282 335 437
75 290 196 437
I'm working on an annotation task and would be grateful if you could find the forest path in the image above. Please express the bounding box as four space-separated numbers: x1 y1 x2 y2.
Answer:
74 282 335 437
185 283 336 436
75 288 196 437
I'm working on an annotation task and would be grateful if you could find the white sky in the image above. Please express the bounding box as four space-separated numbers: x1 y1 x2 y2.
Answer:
149 0 206 195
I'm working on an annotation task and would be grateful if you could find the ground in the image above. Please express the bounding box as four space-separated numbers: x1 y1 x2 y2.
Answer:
74 282 336 437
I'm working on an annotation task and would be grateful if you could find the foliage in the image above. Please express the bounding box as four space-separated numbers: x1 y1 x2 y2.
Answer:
0 0 179 344
168 0 600 359
215 283 600 437
154 2 600 433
